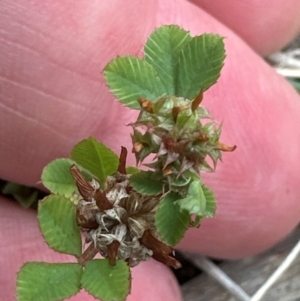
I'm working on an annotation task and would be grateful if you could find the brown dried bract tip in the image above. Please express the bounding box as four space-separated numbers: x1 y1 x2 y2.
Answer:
107 240 121 266
140 230 181 269
197 133 209 142
70 165 112 211
78 243 98 266
162 165 173 177
94 190 113 211
172 105 189 121
171 106 181 121
70 165 95 201
138 97 154 113
191 89 204 111
216 142 237 152
118 146 128 174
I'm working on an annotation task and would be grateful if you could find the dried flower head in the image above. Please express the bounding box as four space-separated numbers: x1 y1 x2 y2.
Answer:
71 162 181 269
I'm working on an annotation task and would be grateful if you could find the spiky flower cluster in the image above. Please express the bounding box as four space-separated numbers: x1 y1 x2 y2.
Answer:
131 92 235 192
71 165 180 269
70 92 235 269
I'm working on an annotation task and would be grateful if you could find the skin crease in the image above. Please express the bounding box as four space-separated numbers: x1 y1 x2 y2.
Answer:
1 0 300 300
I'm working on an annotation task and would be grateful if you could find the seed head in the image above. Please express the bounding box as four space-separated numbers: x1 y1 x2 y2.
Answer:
71 165 180 269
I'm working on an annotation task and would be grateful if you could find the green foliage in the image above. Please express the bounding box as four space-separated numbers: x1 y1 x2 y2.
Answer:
17 262 82 301
81 259 131 301
38 195 82 257
176 34 225 99
104 25 225 109
155 192 190 246
71 137 119 187
176 180 216 226
104 57 166 109
2 182 38 208
129 171 163 195
126 166 140 174
16 25 227 301
201 185 217 217
144 25 192 95
41 158 80 197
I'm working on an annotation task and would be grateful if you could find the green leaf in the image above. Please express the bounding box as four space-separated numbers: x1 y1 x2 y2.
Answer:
2 182 38 208
104 56 166 109
126 166 140 174
202 184 216 217
71 137 119 187
176 34 225 99
144 25 192 95
129 171 163 195
176 180 206 216
41 158 88 198
17 262 82 301
81 259 131 301
38 195 82 257
176 180 216 223
155 192 190 246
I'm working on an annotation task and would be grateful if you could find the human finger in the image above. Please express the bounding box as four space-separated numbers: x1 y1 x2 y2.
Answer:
1 0 300 259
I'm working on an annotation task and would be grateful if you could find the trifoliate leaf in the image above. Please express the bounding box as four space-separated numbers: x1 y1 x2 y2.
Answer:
155 192 190 246
104 56 166 109
81 259 130 301
41 158 92 198
71 137 119 187
2 182 38 208
38 195 82 257
16 262 82 301
144 25 192 95
176 34 225 99
129 171 163 195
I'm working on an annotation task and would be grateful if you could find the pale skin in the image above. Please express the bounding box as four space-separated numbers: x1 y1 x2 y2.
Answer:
1 0 300 300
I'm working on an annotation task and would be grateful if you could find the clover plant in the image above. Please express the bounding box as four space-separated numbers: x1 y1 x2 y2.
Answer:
16 25 235 301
